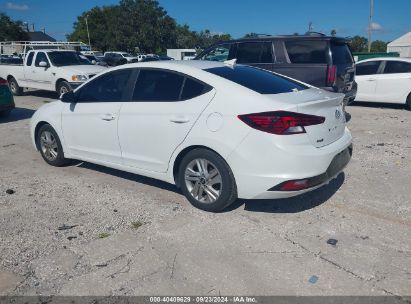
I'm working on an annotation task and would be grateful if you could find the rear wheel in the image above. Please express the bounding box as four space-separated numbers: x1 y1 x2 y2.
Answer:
36 124 69 166
178 149 237 212
407 93 411 110
57 81 72 96
8 77 23 96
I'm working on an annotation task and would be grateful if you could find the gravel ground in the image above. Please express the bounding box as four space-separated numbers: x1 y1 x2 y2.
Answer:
0 92 410 298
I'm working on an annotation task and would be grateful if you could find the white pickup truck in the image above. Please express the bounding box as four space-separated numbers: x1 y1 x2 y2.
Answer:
0 50 107 96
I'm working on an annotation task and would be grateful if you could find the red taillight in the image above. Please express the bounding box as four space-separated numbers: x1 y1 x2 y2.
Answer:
274 177 323 191
238 111 325 135
327 65 337 87
0 78 8 86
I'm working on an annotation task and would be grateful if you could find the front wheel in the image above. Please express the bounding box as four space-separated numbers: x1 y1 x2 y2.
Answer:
178 149 237 212
36 124 69 166
56 81 72 96
407 93 411 110
8 77 23 96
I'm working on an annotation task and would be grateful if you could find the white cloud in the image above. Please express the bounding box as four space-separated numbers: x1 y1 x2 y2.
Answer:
369 22 383 31
6 2 29 11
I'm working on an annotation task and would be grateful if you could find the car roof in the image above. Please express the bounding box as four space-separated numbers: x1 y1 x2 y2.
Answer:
357 57 411 63
209 35 350 44
118 60 225 71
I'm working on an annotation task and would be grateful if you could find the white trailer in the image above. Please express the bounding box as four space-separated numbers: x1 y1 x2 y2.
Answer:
166 49 197 60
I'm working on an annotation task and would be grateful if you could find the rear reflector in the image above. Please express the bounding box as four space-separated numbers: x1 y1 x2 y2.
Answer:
0 79 8 86
274 178 323 191
238 111 325 135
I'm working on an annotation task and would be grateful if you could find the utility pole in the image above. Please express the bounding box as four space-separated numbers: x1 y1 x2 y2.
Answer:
85 15 91 51
368 0 374 52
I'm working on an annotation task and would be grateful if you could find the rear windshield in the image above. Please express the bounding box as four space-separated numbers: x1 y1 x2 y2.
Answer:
205 65 308 94
331 43 354 64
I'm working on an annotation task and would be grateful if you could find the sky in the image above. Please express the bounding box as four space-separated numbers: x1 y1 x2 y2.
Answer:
1 0 410 42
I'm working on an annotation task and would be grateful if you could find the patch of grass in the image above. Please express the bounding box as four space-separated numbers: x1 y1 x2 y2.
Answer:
130 221 144 229
98 232 110 239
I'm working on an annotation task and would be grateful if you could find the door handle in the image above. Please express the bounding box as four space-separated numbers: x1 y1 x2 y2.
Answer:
101 114 116 121
170 118 190 124
366 78 376 81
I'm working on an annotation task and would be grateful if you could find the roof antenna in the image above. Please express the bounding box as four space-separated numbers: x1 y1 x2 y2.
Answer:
224 58 237 68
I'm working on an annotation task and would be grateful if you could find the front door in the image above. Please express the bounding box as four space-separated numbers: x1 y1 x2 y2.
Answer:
61 69 133 164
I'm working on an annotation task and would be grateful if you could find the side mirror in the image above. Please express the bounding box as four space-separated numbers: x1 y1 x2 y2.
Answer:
60 91 76 103
39 61 48 67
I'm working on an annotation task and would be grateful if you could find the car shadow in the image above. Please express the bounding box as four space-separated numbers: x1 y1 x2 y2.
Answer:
75 161 345 214
23 90 58 99
349 101 406 110
225 172 345 213
0 107 36 123
77 161 179 193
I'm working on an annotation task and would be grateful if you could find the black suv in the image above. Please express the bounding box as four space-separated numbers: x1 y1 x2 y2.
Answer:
196 34 357 104
103 53 128 67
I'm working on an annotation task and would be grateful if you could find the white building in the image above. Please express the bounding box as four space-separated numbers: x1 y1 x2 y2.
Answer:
387 32 411 58
166 49 197 60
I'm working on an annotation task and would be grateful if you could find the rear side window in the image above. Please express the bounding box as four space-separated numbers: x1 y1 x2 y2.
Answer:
356 61 382 76
331 43 354 64
205 65 307 94
26 52 34 66
133 70 184 101
236 42 273 64
285 40 327 64
77 69 132 102
384 61 411 74
181 78 212 100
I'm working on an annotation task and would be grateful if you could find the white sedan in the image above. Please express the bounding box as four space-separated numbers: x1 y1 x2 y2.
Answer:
355 57 411 109
30 61 352 212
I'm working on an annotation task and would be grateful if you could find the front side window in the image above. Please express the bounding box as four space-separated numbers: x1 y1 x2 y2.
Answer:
285 40 327 64
383 61 411 74
35 52 49 67
236 42 273 64
202 44 231 62
356 61 382 76
205 65 307 94
77 69 132 102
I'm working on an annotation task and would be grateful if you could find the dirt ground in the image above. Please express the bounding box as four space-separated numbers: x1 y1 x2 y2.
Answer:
0 92 410 298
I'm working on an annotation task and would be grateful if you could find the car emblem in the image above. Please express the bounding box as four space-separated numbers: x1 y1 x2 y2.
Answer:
335 109 341 119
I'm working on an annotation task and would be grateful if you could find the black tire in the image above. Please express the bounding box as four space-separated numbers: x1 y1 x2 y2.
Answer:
8 77 23 96
0 110 12 117
36 124 69 167
56 81 72 96
178 148 237 212
407 93 411 110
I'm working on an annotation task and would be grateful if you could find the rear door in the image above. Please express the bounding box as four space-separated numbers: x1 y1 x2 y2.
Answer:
118 69 215 172
374 60 411 103
355 60 383 101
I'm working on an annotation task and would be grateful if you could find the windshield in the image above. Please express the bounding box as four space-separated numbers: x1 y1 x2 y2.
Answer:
205 65 308 94
121 53 133 57
48 52 92 66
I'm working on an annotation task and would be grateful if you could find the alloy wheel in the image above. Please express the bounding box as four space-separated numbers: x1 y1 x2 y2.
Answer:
40 131 58 161
184 158 222 203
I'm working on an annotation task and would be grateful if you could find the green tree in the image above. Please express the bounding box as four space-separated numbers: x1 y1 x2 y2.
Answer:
330 29 337 37
371 40 387 52
350 35 368 52
243 32 258 38
0 13 28 41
